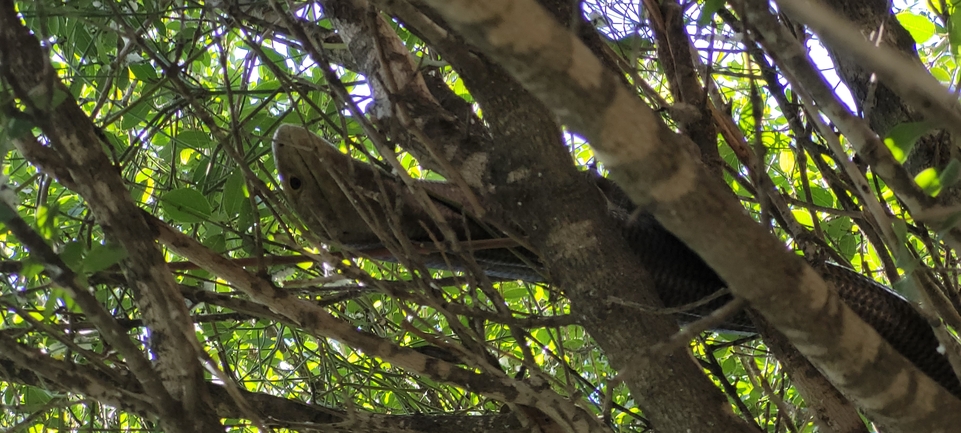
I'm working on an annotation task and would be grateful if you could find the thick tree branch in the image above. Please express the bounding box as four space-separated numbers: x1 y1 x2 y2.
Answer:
231 2 761 432
151 214 609 433
417 1 961 431
0 357 530 433
0 3 218 431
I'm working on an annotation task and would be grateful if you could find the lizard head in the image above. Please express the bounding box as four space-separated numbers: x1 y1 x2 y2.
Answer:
271 124 380 246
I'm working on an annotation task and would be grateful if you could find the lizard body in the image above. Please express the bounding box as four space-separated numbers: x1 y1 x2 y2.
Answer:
272 124 961 397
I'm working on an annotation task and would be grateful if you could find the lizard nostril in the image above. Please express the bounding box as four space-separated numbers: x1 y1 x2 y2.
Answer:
289 177 302 190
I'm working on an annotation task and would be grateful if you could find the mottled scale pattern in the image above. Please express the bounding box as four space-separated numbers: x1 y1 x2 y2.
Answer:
274 125 961 399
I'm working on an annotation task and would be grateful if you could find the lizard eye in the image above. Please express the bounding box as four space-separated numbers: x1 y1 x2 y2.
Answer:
289 177 302 190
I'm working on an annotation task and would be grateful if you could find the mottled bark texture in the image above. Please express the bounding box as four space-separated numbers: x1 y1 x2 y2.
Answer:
0 2 221 431
417 0 961 431
821 0 957 193
649 0 722 177
643 4 868 428
313 1 759 432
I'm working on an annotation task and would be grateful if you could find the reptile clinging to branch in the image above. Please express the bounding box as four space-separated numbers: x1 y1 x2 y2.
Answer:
272 123 961 399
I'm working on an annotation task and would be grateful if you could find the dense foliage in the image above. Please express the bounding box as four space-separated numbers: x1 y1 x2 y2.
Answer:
0 1 959 432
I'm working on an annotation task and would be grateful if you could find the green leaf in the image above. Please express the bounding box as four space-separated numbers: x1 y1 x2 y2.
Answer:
791 209 813 227
894 245 920 274
261 47 287 68
253 80 281 92
809 187 835 207
129 62 159 82
176 130 212 149
222 170 247 215
81 243 127 274
838 234 858 261
102 130 126 154
191 155 210 183
5 117 34 139
96 30 118 64
950 13 961 57
21 386 53 410
915 167 942 196
502 284 527 301
697 0 725 29
27 87 69 111
121 99 153 130
237 198 254 232
202 233 226 254
36 202 60 235
883 121 934 163
162 188 213 223
43 289 63 318
70 23 93 62
450 78 471 101
932 67 952 82
892 218 908 245
610 33 652 51
892 275 921 302
20 259 44 280
896 12 936 43
822 217 853 239
59 241 85 272
939 158 961 188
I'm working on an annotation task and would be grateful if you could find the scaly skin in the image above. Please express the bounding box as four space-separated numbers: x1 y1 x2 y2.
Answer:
272 124 961 398
272 124 536 277
273 124 383 246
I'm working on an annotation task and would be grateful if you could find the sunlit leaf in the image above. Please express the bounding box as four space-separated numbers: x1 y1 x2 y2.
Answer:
222 170 247 215
778 151 795 174
897 12 936 43
915 167 941 196
932 67 952 82
791 209 813 227
180 148 196 165
883 121 933 163
129 63 159 81
35 203 59 240
19 259 44 280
